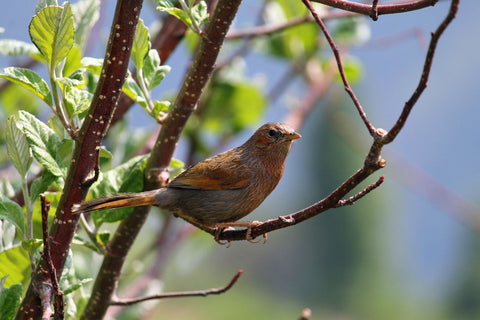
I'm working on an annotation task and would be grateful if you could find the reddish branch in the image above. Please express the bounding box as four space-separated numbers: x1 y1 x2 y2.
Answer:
215 0 459 242
110 270 243 306
15 0 143 319
80 1 243 319
311 0 439 17
39 195 64 320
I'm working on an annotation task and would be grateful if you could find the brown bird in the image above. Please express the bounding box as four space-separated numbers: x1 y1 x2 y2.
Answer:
73 122 300 242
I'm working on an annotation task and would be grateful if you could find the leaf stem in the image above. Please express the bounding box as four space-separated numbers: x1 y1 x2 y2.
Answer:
49 70 72 135
21 175 35 270
136 68 156 117
178 0 203 35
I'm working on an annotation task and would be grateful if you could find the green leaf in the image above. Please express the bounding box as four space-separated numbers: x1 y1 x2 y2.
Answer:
81 57 104 75
21 239 43 257
0 196 26 239
96 232 110 248
0 67 53 106
72 0 100 49
122 75 147 108
90 155 149 224
0 245 30 287
0 221 16 252
64 86 92 117
63 44 83 78
29 3 75 69
204 79 266 134
0 39 39 56
143 49 170 90
30 171 58 204
35 0 59 15
63 278 92 295
0 282 23 320
191 1 209 27
131 19 150 70
6 116 33 178
156 1 193 29
17 110 64 177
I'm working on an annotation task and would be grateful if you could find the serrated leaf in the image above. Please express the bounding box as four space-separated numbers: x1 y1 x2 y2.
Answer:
156 1 193 29
131 19 150 70
0 245 30 287
72 0 100 49
0 67 53 106
63 44 83 78
17 111 64 177
0 196 26 239
0 282 23 320
0 39 39 56
29 3 75 69
90 155 149 224
6 116 33 178
143 49 170 90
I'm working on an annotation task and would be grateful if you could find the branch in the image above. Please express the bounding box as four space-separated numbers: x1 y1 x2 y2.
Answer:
384 0 459 143
110 270 243 306
215 0 459 243
80 1 243 319
335 176 385 207
310 0 439 17
40 195 64 320
16 0 144 318
302 0 376 136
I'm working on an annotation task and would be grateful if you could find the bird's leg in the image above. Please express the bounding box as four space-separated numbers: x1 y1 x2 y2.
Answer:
214 221 267 244
214 227 232 247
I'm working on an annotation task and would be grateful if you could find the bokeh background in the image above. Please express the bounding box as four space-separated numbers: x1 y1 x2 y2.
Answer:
1 0 480 319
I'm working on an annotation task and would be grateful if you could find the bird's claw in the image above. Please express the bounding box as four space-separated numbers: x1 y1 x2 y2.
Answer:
214 227 233 248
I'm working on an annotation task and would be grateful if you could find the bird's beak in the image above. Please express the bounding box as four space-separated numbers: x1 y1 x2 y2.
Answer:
287 131 301 141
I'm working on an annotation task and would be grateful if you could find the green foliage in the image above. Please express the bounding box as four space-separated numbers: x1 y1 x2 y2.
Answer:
131 19 150 71
0 195 26 239
0 40 39 56
262 0 318 60
156 0 209 35
71 0 100 50
6 116 33 178
0 67 53 107
0 245 30 287
143 50 170 91
17 110 65 178
0 278 23 320
29 2 75 70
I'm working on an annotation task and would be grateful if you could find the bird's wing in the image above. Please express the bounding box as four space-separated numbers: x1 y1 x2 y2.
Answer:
168 151 253 190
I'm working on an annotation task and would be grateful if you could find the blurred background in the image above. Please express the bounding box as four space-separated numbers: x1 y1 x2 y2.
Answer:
1 0 480 319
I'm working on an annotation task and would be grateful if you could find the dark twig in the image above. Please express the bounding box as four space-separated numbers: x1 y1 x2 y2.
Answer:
110 270 243 306
336 176 385 207
40 195 64 320
310 0 439 16
370 0 380 20
302 0 376 136
384 0 459 143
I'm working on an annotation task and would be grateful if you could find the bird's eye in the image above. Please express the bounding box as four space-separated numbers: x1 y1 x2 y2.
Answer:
268 129 277 137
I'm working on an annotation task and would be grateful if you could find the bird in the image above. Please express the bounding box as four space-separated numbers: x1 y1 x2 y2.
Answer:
72 122 301 243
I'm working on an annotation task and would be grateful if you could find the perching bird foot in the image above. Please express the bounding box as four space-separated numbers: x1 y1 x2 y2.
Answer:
214 221 267 245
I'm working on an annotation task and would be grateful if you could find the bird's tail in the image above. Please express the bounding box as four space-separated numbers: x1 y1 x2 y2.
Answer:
72 190 160 214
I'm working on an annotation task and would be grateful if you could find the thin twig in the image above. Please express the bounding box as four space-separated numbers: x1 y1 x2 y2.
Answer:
384 0 459 143
302 0 376 136
110 270 243 306
40 194 64 320
336 176 385 207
